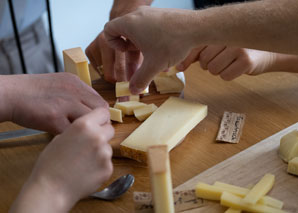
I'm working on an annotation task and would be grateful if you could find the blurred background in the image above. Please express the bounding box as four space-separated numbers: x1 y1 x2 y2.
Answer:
45 0 194 60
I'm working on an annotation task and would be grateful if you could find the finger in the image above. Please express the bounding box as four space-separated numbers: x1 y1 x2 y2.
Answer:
85 39 102 68
126 50 142 80
177 46 206 71
99 33 116 83
129 56 165 94
199 45 226 70
99 123 115 142
219 58 249 81
51 117 71 135
67 103 92 122
207 48 238 75
77 107 111 126
114 51 127 82
104 21 130 51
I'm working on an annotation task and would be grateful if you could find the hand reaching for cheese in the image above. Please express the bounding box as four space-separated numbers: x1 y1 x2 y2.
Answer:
0 73 108 135
10 108 114 213
86 0 151 83
177 46 277 80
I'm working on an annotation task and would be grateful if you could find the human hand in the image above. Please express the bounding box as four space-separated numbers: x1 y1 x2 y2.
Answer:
177 45 277 80
86 0 152 83
0 73 108 135
104 7 197 94
10 108 114 213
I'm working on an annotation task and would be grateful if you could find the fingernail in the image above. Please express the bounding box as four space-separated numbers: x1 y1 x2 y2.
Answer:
176 64 184 71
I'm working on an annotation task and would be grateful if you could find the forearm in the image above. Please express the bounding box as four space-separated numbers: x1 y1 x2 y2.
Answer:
188 0 298 54
269 53 298 73
110 0 153 19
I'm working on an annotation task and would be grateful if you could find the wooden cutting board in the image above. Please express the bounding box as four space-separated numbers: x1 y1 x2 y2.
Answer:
92 78 180 157
175 122 298 213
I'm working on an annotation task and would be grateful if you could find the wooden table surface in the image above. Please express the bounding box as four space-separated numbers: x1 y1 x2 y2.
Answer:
1 63 298 212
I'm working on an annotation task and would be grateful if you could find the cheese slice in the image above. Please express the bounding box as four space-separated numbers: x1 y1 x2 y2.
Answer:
287 157 298 176
109 107 123 123
115 82 149 97
114 101 146 116
63 47 91 86
220 192 285 213
279 130 298 162
120 97 207 162
242 173 275 204
133 104 158 121
154 72 185 94
148 145 174 213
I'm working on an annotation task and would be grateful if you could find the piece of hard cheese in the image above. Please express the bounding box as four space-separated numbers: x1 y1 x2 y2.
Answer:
225 208 241 213
287 157 298 176
242 173 275 205
109 107 123 123
147 145 174 213
279 130 298 162
114 101 146 116
129 95 140 101
63 47 91 86
133 104 158 121
120 96 207 162
115 82 149 97
154 71 185 94
220 192 285 213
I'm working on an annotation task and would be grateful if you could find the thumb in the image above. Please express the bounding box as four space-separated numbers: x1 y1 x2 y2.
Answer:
129 56 165 94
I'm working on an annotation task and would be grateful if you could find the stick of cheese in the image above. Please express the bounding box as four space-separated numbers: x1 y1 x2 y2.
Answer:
120 97 207 162
115 82 149 97
109 107 123 123
63 47 91 86
133 104 158 121
221 192 285 213
242 173 275 204
147 145 174 213
287 157 298 176
114 101 146 116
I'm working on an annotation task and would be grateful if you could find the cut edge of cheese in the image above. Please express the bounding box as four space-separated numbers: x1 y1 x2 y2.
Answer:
129 95 140 102
279 130 298 162
133 104 158 121
147 145 174 213
120 97 207 162
287 156 298 176
114 101 146 116
63 47 91 86
115 82 149 97
109 107 123 123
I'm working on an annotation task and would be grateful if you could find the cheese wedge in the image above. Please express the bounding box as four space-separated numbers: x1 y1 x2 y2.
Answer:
114 101 146 116
147 145 174 213
115 82 149 97
120 97 207 162
109 107 123 123
279 130 298 162
154 72 185 94
133 104 158 121
214 182 283 209
243 173 275 204
63 47 91 86
287 157 298 176
220 192 285 213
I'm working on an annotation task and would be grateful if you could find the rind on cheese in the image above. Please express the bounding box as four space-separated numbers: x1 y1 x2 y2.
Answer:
114 101 146 116
115 82 149 97
279 130 298 162
287 157 298 176
120 97 207 162
133 104 158 121
63 47 91 86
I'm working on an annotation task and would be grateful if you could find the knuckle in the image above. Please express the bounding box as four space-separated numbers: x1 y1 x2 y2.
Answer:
73 119 93 132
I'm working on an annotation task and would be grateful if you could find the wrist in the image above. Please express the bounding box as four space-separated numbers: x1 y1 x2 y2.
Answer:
269 53 298 73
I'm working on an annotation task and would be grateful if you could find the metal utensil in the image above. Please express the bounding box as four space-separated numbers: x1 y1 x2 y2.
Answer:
0 128 44 141
90 174 134 200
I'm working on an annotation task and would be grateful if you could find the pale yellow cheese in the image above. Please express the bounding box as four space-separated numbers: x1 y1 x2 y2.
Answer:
154 72 185 94
148 145 174 213
214 182 283 209
114 101 146 116
287 157 298 176
109 107 123 123
133 104 158 121
243 173 275 204
225 208 241 213
279 130 298 162
63 47 91 86
129 95 140 101
220 192 285 213
115 82 149 97
120 97 207 162
195 182 222 201
157 66 180 77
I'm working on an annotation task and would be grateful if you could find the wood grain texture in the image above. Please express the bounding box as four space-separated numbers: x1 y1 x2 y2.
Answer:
175 122 298 212
1 63 298 212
